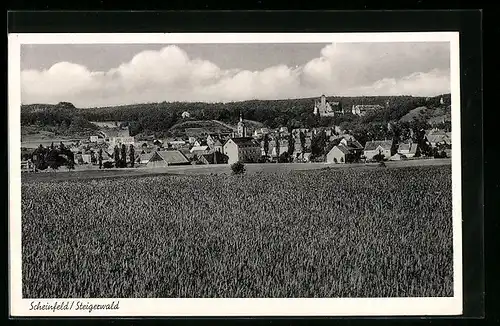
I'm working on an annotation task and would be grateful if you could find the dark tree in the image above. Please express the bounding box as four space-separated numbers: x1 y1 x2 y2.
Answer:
274 136 280 161
98 149 103 169
121 144 127 167
231 161 246 175
263 134 270 157
287 134 295 155
311 130 327 157
299 131 306 153
114 145 120 168
129 145 135 168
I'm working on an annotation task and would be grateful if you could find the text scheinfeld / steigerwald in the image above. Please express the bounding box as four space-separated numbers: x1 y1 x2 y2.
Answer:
29 300 120 313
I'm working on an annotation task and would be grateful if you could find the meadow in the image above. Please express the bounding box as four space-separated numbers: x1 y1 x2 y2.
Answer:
21 165 453 298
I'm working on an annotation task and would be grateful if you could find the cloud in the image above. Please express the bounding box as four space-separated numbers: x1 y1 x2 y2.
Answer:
21 43 451 107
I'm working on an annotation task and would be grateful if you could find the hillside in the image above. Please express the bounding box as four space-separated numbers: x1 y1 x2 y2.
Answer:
399 105 451 124
21 93 451 141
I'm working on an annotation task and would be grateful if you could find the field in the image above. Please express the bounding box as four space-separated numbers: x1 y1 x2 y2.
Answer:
21 165 453 298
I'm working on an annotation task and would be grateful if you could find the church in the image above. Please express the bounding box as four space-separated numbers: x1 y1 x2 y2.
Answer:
313 94 343 117
223 114 261 164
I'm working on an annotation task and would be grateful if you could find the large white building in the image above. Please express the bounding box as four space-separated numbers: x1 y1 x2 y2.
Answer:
223 137 261 164
351 104 384 116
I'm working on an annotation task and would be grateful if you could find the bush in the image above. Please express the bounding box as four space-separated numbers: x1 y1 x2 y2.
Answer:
231 161 246 175
103 161 114 169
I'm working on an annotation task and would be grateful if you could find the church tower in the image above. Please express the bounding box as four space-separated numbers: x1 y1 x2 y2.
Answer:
237 113 247 137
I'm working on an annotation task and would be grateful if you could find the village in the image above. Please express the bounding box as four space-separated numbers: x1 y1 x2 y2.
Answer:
20 95 452 173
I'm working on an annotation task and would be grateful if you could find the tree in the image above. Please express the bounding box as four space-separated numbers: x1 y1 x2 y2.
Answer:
263 134 270 157
287 134 295 155
231 161 246 175
129 145 135 168
114 145 120 168
274 136 280 161
121 144 127 167
299 131 306 153
98 149 103 169
311 130 327 157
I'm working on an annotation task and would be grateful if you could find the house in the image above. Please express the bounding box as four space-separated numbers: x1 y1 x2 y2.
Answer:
193 138 208 147
351 104 384 116
181 111 191 119
326 144 352 164
313 95 342 117
198 151 229 165
389 153 408 161
268 139 289 158
253 128 270 138
339 137 364 156
190 145 210 155
168 139 186 148
397 141 419 158
223 137 261 164
207 138 224 153
138 152 154 165
425 130 451 148
89 135 99 142
363 140 394 161
279 126 289 134
145 150 190 168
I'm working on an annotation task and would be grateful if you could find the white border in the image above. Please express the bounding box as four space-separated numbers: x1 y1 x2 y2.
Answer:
8 32 462 317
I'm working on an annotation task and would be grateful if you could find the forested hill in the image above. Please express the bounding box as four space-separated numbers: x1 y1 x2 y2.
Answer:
21 94 451 138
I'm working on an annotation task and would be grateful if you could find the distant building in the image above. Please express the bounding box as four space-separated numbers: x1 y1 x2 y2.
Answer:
206 134 226 153
182 111 191 119
351 104 384 116
190 145 211 155
198 151 229 165
326 144 352 164
313 94 342 117
425 129 451 148
223 137 261 164
397 141 419 158
146 150 190 168
237 114 248 137
89 136 99 143
363 140 394 161
389 153 408 161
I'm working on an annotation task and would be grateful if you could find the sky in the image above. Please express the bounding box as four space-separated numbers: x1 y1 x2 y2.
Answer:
20 42 451 108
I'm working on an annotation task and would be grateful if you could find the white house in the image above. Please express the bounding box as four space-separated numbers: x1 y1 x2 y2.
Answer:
351 104 384 116
223 137 261 164
182 111 191 119
326 144 351 164
363 140 394 161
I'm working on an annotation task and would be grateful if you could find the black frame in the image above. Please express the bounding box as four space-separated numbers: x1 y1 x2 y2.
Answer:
6 10 484 321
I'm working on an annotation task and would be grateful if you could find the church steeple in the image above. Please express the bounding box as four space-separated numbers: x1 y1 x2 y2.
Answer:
237 113 246 137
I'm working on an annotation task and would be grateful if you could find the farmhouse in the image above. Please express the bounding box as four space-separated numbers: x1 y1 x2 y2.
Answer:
326 144 352 164
223 137 261 164
146 150 190 168
364 140 394 161
351 104 384 116
181 111 191 119
397 141 419 158
339 137 364 156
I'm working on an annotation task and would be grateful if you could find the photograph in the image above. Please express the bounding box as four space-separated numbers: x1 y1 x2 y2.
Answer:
9 32 462 316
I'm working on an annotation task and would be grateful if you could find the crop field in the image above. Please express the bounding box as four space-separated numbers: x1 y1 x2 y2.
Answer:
21 165 453 298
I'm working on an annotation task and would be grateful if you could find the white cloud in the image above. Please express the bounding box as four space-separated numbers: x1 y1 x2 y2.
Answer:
21 43 451 107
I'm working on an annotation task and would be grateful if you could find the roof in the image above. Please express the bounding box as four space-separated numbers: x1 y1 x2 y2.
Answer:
140 152 154 162
152 150 190 165
426 134 450 144
200 151 228 164
398 142 418 153
335 144 351 155
227 137 260 147
364 140 393 151
190 146 209 153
